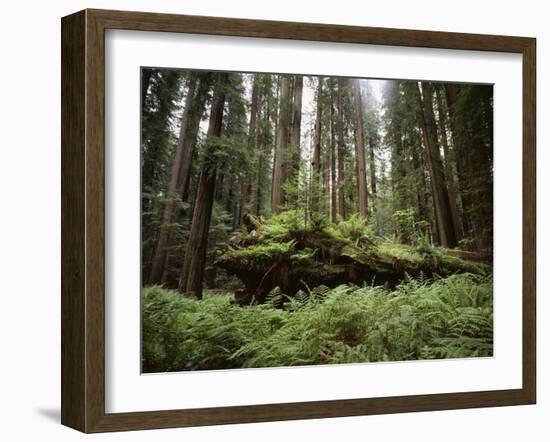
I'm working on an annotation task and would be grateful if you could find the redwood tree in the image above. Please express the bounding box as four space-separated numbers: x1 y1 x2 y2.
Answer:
239 74 260 220
329 80 337 223
415 82 457 248
311 77 323 216
271 75 291 214
179 73 228 298
434 85 461 243
352 79 368 217
289 76 303 180
148 73 212 284
312 77 323 176
336 78 347 219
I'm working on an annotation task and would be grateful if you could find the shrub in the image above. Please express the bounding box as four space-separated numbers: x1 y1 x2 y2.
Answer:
262 210 307 242
335 213 375 246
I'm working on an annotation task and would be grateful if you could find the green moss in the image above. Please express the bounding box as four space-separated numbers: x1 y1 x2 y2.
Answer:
340 244 374 266
217 210 489 298
377 243 490 275
376 243 424 264
223 240 295 262
439 254 490 274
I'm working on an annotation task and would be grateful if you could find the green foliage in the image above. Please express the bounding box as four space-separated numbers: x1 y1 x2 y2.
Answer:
335 213 375 245
203 203 237 288
142 273 493 372
289 247 316 264
263 210 308 242
321 226 352 246
218 207 488 299
282 167 328 231
392 208 415 240
140 73 495 373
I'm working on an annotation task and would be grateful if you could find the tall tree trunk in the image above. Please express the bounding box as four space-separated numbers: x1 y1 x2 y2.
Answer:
434 85 461 242
330 81 337 223
148 73 211 284
256 77 275 216
352 79 368 217
415 82 457 248
174 73 213 201
255 95 269 216
336 78 346 219
311 77 323 178
179 73 228 298
148 75 198 284
410 133 429 229
311 77 323 216
271 75 291 214
444 84 472 234
240 75 260 221
289 76 303 180
368 134 377 196
323 154 330 214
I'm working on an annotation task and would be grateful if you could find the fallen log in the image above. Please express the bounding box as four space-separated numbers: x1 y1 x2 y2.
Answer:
215 228 490 304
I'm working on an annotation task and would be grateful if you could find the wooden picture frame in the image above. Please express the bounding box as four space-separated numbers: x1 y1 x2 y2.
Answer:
61 8 536 433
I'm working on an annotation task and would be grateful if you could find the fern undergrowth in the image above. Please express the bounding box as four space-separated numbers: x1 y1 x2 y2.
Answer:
142 273 493 372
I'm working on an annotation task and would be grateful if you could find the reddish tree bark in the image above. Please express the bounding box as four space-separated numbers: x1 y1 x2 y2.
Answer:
330 81 337 223
148 73 212 284
336 78 346 220
271 75 291 214
416 82 457 248
289 76 303 180
368 134 377 196
311 77 323 179
435 85 461 242
311 77 323 217
179 73 228 298
239 75 260 221
352 79 368 217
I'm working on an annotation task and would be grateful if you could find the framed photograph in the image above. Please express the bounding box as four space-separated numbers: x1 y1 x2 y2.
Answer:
61 9 536 433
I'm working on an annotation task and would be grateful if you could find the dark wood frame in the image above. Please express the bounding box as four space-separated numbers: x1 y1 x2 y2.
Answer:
61 8 536 433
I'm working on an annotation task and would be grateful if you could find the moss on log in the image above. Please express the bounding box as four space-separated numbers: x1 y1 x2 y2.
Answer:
215 215 490 304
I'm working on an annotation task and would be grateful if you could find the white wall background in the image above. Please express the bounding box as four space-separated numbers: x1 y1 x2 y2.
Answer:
0 0 546 440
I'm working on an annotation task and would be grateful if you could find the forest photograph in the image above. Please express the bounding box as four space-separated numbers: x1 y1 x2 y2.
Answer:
141 68 494 373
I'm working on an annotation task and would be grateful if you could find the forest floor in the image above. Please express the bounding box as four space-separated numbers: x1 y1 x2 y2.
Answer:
142 273 493 372
142 211 493 373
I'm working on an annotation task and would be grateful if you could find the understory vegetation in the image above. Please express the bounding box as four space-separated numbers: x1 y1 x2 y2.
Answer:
215 209 490 304
143 273 492 372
